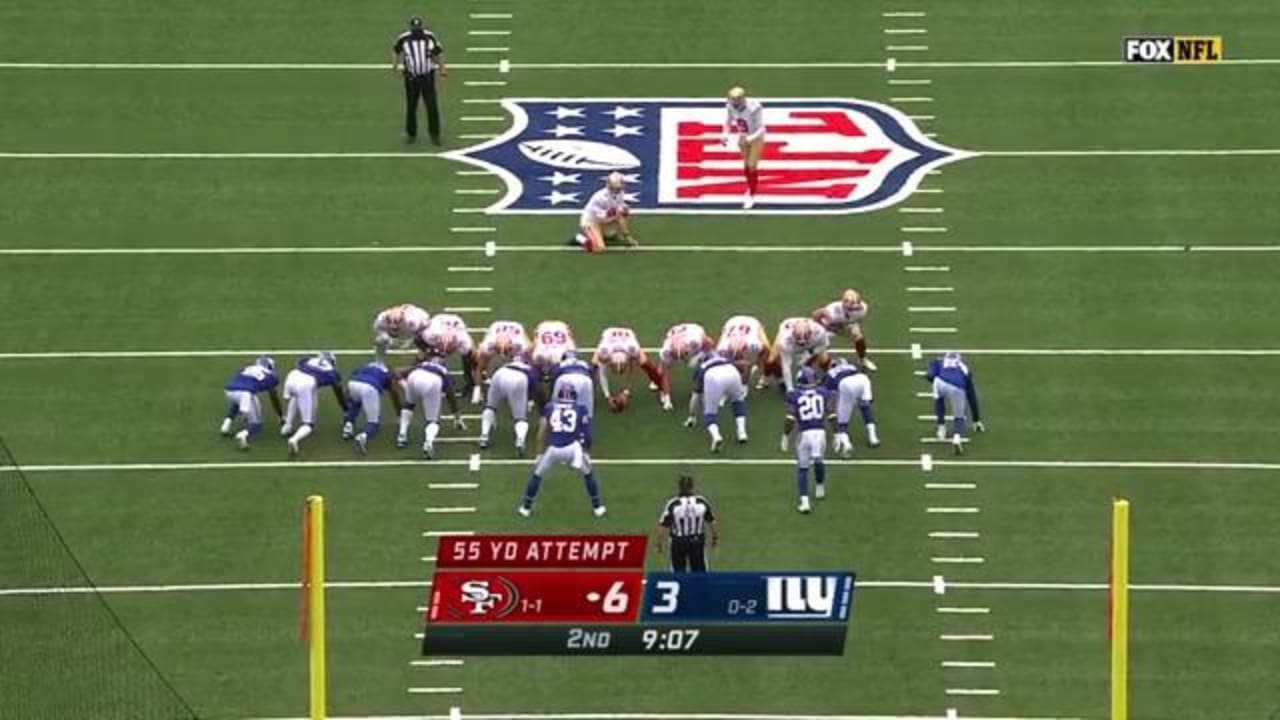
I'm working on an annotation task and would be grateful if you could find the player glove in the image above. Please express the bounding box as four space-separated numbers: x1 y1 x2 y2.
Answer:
453 415 468 430
974 420 986 433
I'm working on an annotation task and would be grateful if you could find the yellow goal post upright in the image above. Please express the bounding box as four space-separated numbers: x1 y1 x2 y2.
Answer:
1111 497 1130 720
302 495 327 720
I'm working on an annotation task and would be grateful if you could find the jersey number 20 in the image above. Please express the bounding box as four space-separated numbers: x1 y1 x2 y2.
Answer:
797 393 825 421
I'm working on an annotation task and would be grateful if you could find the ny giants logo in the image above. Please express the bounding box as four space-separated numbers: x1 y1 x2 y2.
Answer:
444 98 972 215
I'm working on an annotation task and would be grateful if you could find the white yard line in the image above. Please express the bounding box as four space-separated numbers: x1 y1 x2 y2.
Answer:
7 244 1280 255
5 578 1278 597
243 714 1087 720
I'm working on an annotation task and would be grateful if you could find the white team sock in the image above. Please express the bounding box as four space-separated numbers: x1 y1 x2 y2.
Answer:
734 415 747 439
289 424 313 446
707 424 723 443
398 408 413 439
866 423 879 446
514 420 529 448
425 422 441 446
481 408 497 440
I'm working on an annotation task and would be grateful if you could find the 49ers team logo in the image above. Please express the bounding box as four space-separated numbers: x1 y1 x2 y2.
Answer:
444 97 972 214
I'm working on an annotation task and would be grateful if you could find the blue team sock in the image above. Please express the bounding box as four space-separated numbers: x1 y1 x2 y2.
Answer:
364 421 380 437
703 412 717 427
583 472 602 508
224 402 240 419
814 460 826 487
343 404 361 424
934 397 946 425
860 404 876 425
796 467 809 497
952 416 967 437
246 422 263 438
730 399 746 417
522 473 543 507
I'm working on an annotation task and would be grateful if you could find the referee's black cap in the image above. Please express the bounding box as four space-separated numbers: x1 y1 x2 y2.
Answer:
408 15 424 29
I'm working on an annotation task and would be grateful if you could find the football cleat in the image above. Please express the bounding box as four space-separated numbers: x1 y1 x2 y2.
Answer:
517 505 532 518
736 431 748 444
861 358 878 372
279 423 293 437
936 424 947 441
287 438 300 457
470 386 483 405
515 441 526 458
710 437 724 454
798 496 812 513
219 418 233 436
395 434 408 449
683 416 696 428
422 440 436 460
234 430 251 451
743 193 755 210
815 483 826 500
478 436 490 450
341 421 355 440
592 505 608 518
952 434 964 455
353 432 368 455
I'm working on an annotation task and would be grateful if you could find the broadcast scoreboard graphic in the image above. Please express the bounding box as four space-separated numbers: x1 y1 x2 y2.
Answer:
422 535 856 656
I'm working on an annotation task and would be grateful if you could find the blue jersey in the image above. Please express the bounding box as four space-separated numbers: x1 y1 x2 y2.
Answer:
553 358 592 381
414 359 452 389
503 358 541 385
926 353 981 420
691 353 734 393
225 363 279 394
350 362 394 392
823 362 861 391
542 400 592 448
297 355 341 387
926 353 973 390
787 388 830 432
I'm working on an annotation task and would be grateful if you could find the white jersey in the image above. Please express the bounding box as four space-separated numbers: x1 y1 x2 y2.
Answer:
478 321 529 360
532 320 576 369
372 304 430 342
775 317 831 357
717 315 769 360
580 187 629 227
726 99 765 141
419 313 473 355
660 323 710 366
593 327 642 365
818 299 870 329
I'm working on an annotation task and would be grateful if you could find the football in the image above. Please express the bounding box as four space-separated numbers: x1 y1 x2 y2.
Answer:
517 139 642 170
609 390 631 413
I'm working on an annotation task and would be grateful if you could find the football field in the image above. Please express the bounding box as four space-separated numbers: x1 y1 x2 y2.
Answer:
3 1 1280 718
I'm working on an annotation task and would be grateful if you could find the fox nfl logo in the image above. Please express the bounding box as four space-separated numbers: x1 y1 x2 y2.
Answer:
1124 36 1223 64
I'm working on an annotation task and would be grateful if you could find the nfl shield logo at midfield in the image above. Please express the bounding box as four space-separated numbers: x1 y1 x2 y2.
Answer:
444 98 971 214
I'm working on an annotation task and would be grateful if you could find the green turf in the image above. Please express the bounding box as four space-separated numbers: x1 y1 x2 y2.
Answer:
3 0 1280 718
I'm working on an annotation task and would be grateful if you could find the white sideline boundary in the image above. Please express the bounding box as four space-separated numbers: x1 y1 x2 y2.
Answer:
3 458 1280 473
2 58 1278 70
4 578 1277 597
243 714 1084 720
5 244 1280 255
3 149 1279 160
3 346 1280 360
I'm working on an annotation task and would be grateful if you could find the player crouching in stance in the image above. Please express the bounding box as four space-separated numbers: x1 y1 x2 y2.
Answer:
480 356 540 455
780 368 831 514
686 351 748 453
925 351 984 455
281 352 349 456
813 288 877 371
551 350 596 417
766 317 831 393
658 322 714 411
593 326 664 413
221 356 283 450
372 303 430 362
825 358 879 454
519 387 606 518
724 86 765 209
571 172 637 254
396 354 465 459
472 321 529 405
341 359 402 454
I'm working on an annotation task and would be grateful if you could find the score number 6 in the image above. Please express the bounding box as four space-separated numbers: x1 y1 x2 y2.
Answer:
649 580 680 614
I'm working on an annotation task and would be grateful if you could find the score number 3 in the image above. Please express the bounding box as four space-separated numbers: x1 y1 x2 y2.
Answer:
650 580 680 614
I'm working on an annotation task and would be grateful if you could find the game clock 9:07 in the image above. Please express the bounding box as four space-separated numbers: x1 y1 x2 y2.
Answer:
641 627 700 651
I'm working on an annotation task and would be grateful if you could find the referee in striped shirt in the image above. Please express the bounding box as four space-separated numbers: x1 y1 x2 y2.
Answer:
393 16 446 145
657 474 719 573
